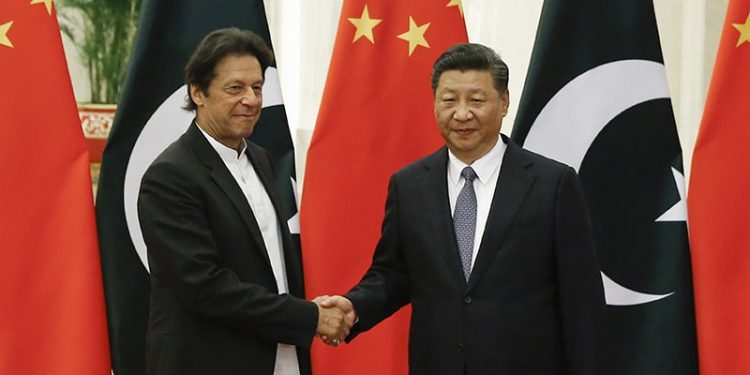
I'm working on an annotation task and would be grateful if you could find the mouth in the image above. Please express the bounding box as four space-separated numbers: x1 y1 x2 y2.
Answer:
453 128 476 135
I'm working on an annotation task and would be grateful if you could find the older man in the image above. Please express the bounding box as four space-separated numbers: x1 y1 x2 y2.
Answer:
322 43 604 374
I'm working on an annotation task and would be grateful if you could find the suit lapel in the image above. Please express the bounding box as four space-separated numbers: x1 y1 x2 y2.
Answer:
185 123 272 269
418 148 467 286
245 144 305 296
467 138 535 292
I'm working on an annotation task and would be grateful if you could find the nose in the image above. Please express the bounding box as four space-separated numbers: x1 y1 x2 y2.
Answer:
241 89 261 107
453 103 473 121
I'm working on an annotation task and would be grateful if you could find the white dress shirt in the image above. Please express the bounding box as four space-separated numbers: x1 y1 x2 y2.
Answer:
447 136 507 272
198 125 300 375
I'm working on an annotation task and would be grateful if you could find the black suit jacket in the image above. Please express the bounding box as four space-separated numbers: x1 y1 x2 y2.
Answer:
346 136 604 375
138 122 317 375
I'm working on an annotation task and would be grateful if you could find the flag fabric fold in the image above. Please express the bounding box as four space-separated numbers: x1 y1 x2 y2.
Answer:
0 1 110 374
95 1 297 374
689 1 750 374
512 1 698 373
300 1 466 374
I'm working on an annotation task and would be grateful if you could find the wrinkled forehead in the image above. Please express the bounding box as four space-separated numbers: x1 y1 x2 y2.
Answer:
211 53 264 81
435 69 499 93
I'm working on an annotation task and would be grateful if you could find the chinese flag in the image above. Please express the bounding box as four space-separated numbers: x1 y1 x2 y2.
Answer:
688 1 750 374
0 1 110 374
300 1 466 374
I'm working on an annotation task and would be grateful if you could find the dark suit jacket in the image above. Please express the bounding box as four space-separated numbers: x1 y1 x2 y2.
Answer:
138 122 318 375
346 136 604 375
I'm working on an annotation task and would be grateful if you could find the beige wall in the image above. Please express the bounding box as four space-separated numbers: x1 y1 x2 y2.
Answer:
61 9 91 104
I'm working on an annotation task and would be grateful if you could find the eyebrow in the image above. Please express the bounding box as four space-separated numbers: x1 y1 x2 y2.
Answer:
223 78 264 86
440 87 486 95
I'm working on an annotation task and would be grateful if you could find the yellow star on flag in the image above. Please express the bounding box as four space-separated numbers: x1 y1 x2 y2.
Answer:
733 11 750 47
447 0 464 17
348 5 382 44
31 0 55 15
0 21 13 48
397 16 430 56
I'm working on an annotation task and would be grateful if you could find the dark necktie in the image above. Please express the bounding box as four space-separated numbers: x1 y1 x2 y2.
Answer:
453 166 478 282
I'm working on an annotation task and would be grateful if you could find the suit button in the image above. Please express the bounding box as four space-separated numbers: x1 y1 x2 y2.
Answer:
457 342 464 352
464 296 472 304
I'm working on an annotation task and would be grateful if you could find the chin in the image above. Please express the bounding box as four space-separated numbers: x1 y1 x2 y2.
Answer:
237 123 256 135
450 139 478 151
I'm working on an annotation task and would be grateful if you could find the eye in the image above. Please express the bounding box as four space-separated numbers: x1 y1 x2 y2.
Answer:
226 85 243 95
252 84 263 94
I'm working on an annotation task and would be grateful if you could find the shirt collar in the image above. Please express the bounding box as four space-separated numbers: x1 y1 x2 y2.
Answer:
447 136 507 186
196 121 248 164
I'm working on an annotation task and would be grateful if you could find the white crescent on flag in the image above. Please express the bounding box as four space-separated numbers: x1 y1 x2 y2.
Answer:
524 59 682 306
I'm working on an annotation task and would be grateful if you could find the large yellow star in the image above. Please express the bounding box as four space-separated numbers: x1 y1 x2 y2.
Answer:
447 0 464 17
348 5 382 44
397 16 430 56
733 11 750 47
31 0 55 15
0 21 13 48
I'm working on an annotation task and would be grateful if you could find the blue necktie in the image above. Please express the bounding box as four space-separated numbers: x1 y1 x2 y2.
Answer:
453 166 478 282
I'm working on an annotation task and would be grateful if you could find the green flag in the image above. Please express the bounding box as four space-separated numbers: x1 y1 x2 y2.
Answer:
95 1 297 374
512 1 698 373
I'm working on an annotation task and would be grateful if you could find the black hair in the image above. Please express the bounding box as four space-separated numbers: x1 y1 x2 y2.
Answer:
431 43 509 95
183 28 274 111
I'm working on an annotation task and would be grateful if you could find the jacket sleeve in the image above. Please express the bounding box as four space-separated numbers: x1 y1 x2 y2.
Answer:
345 174 411 340
138 159 318 348
554 166 605 375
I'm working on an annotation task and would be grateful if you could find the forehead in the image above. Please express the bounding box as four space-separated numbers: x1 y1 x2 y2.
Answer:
212 54 263 80
436 69 494 92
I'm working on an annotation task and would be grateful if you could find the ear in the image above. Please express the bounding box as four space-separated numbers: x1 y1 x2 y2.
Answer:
501 89 510 115
189 84 205 107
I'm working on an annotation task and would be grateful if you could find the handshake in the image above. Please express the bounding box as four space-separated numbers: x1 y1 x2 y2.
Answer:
313 295 356 347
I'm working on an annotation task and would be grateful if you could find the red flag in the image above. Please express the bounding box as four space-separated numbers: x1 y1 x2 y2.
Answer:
0 1 110 374
301 1 466 373
688 1 750 374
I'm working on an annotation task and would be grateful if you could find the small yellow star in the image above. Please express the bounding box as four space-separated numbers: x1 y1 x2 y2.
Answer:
733 11 750 47
31 0 55 15
397 16 430 56
348 5 382 44
447 0 464 17
0 21 13 48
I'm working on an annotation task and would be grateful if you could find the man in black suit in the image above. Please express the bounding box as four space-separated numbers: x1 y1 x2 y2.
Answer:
138 28 352 375
320 43 605 374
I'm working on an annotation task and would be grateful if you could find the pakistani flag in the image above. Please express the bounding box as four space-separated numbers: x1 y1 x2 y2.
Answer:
512 0 698 373
95 1 298 374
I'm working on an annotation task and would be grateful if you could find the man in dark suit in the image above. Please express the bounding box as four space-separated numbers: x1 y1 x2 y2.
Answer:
320 43 605 374
137 28 352 375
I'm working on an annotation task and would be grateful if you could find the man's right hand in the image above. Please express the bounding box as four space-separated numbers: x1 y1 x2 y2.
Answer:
313 295 355 346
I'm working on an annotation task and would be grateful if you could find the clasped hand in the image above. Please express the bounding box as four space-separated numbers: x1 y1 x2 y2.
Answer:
313 295 356 347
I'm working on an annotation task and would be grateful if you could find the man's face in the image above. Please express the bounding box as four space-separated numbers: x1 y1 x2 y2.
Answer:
434 69 509 164
191 54 264 150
